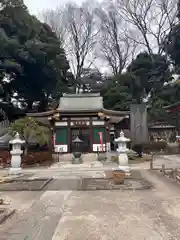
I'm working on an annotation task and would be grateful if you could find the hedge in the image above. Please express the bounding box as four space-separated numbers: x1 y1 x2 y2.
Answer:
132 141 167 154
0 151 54 168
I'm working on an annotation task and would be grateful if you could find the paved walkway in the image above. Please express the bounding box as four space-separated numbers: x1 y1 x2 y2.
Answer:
0 154 179 178
0 161 150 180
1 168 180 239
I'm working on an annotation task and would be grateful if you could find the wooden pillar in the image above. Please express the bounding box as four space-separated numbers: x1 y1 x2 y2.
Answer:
51 119 55 152
67 118 71 153
90 117 93 152
107 121 111 142
105 120 110 151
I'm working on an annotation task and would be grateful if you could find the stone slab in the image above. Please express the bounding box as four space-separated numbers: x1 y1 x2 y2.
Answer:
0 178 52 191
79 177 152 191
43 178 81 191
0 208 16 224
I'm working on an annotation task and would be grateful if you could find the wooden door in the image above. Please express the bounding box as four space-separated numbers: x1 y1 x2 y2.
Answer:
71 127 90 153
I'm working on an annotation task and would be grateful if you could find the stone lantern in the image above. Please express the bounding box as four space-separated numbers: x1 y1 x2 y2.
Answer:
9 133 25 175
115 131 130 173
72 136 83 164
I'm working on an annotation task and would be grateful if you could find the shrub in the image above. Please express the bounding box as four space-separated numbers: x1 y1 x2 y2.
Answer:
141 141 167 153
0 151 11 168
22 151 53 166
166 142 179 154
132 144 143 157
0 150 53 168
111 154 151 163
8 117 50 155
111 155 118 163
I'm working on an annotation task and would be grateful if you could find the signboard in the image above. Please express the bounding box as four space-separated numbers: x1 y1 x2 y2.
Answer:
130 104 148 144
74 121 86 125
99 132 104 151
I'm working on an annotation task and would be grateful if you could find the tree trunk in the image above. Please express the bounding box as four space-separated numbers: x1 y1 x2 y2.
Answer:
27 101 33 111
38 97 48 112
24 143 28 156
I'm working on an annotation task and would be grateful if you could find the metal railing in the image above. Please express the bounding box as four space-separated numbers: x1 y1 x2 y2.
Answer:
150 152 180 170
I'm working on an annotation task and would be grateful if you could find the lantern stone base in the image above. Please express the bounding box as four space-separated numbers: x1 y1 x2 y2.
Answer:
113 167 131 177
112 169 125 184
8 167 22 175
118 153 128 166
117 153 131 174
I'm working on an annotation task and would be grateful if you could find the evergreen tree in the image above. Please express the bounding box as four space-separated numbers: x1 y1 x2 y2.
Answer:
0 0 70 111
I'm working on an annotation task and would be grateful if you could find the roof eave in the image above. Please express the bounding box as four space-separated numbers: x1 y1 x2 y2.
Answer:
26 110 55 117
26 108 130 117
56 108 103 113
103 108 130 116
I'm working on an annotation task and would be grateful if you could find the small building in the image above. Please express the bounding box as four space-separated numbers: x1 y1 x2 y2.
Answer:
27 93 129 153
163 102 180 138
148 122 177 142
147 102 180 142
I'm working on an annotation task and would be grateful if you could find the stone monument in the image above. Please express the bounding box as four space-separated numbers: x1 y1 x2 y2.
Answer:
130 104 148 145
8 133 25 175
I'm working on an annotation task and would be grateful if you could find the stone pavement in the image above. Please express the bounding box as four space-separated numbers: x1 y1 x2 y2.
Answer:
0 160 150 179
1 153 180 179
1 168 180 239
0 191 71 240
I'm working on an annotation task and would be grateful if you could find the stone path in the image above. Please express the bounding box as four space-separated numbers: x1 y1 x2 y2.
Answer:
1 168 180 239
0 191 71 240
0 161 150 179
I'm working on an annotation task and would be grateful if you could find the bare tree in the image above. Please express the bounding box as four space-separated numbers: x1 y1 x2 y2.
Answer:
95 1 137 75
118 0 178 57
41 8 68 46
42 2 99 90
65 3 99 84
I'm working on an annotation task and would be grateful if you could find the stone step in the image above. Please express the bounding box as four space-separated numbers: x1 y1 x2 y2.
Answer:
53 153 99 163
82 153 98 162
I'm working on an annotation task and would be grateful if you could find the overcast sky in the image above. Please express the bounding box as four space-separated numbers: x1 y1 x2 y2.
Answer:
24 0 81 14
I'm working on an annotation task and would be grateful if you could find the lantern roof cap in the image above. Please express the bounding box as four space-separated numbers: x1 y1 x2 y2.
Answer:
72 136 83 143
9 132 25 144
115 131 130 143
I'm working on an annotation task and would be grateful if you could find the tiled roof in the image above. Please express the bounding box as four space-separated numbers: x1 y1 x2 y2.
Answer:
26 93 130 116
57 93 103 111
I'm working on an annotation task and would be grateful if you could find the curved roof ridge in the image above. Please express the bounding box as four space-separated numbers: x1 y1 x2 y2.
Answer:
103 108 130 115
27 110 55 117
62 93 100 97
